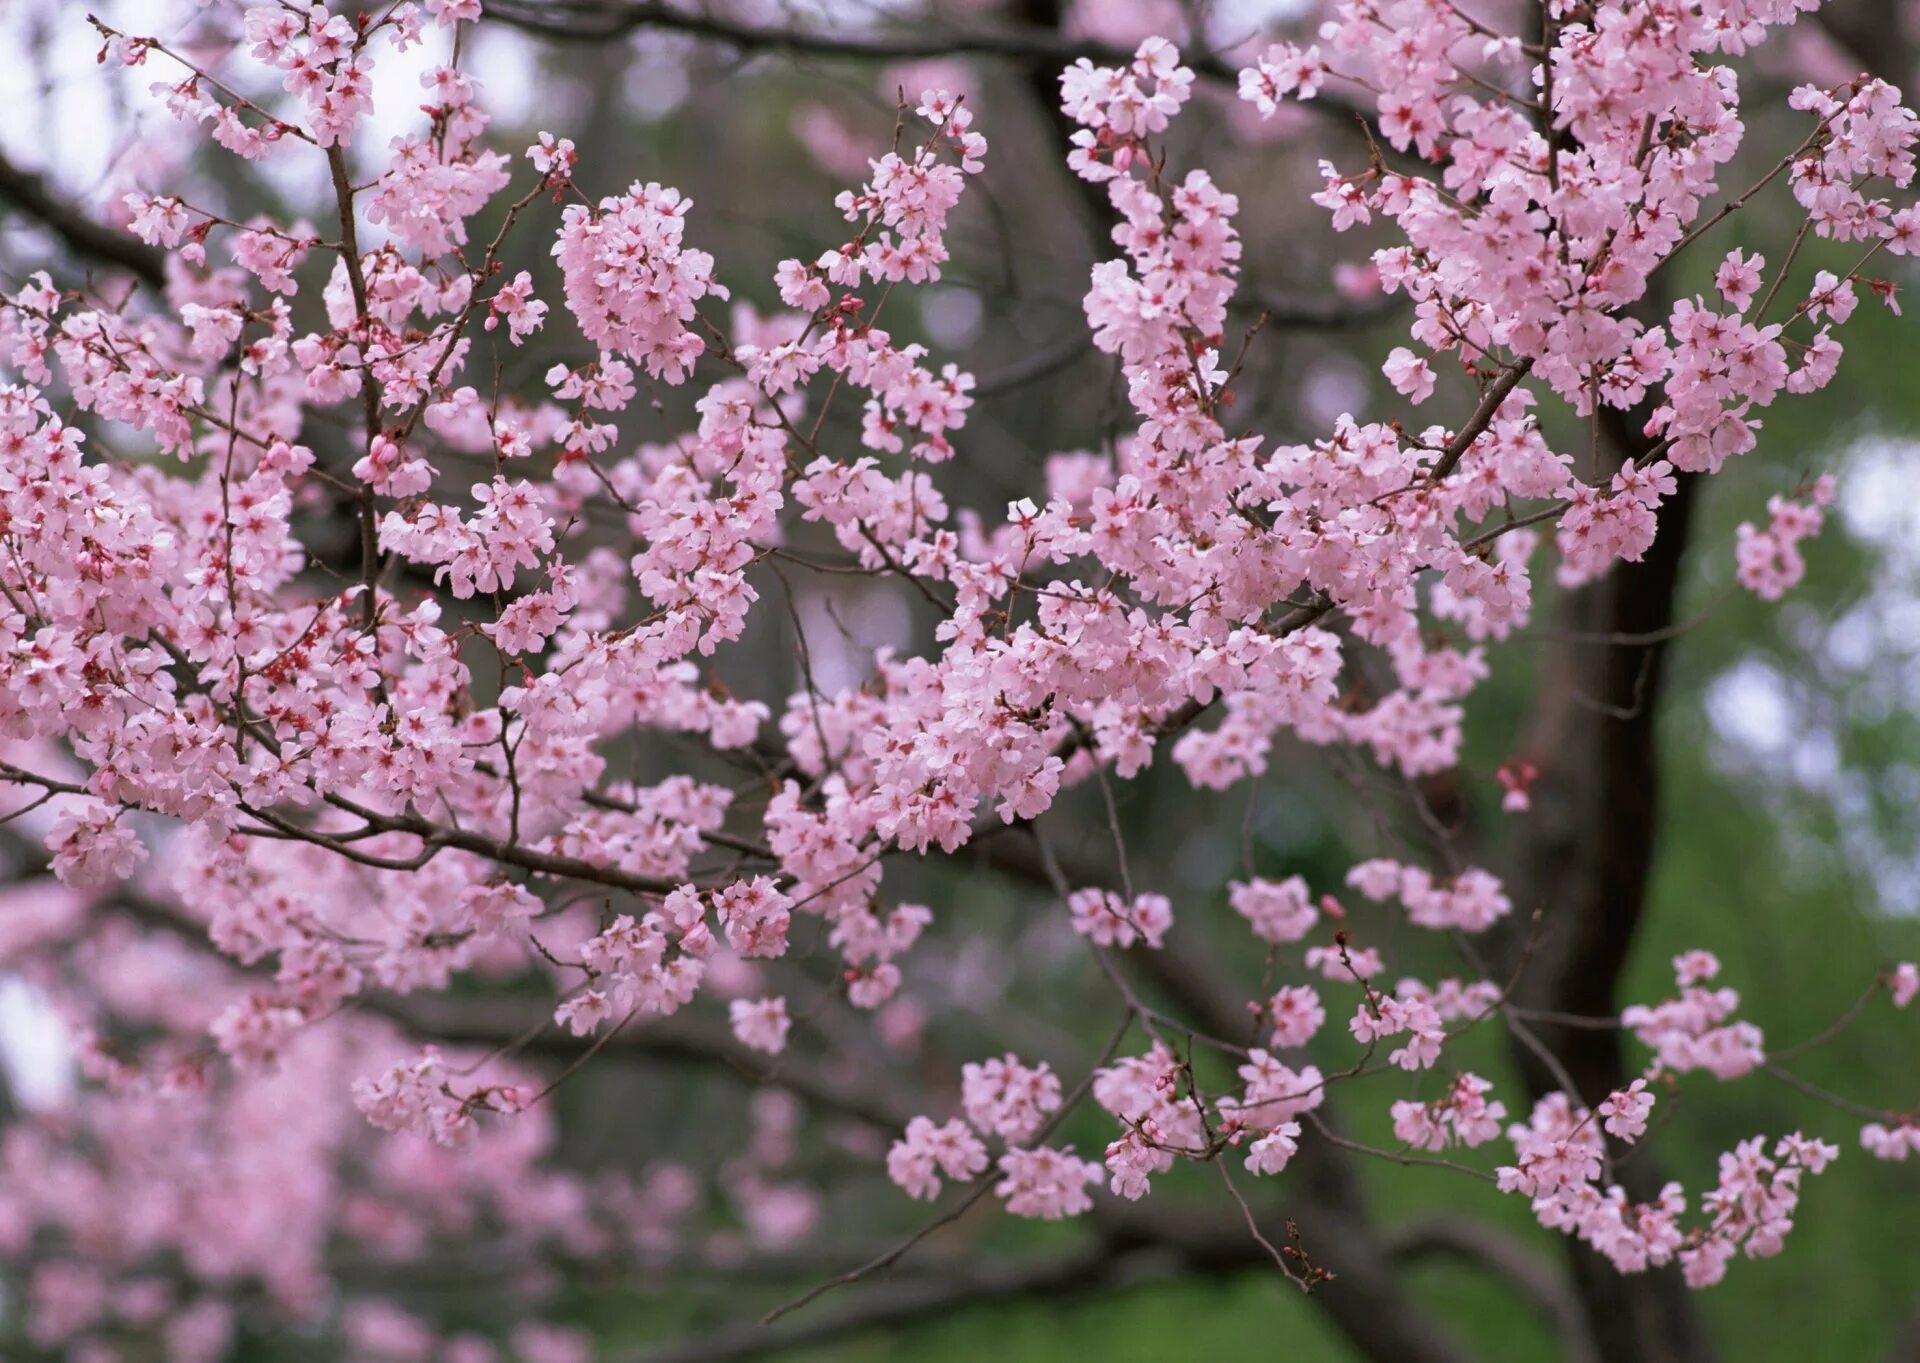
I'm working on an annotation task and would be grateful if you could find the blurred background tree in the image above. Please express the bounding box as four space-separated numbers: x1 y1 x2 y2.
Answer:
0 1 1915 1360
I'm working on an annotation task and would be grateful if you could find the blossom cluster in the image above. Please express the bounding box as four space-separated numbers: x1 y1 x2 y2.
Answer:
0 0 1910 1351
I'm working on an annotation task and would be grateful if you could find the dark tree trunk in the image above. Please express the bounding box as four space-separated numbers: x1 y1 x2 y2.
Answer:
1501 419 1720 1363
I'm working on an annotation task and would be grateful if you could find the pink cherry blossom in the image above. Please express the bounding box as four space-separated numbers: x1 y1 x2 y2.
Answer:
0 1 1905 1344
728 996 792 1054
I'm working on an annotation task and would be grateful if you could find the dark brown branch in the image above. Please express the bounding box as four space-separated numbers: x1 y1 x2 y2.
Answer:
487 0 1373 120
1426 359 1532 483
0 148 165 289
1388 1216 1601 1363
622 1243 1197 1363
1498 372 1717 1363
1247 285 1404 331
1103 1197 1478 1363
492 1 1222 76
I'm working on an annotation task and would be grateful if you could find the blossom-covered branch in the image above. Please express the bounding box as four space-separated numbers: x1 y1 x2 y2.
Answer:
0 0 1914 1359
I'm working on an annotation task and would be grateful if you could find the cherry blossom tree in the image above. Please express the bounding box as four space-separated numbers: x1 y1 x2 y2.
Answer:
0 0 1914 1360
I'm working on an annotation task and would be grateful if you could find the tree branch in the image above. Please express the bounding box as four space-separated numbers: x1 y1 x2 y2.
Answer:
1248 285 1404 331
369 992 920 1130
486 0 1373 120
1387 1216 1601 1363
622 1244 1186 1363
490 1 1225 72
1498 384 1718 1363
0 149 165 289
